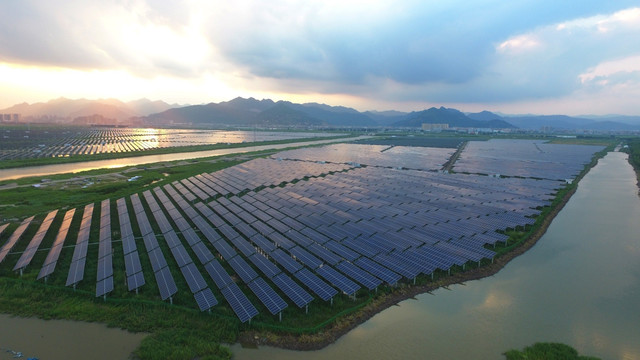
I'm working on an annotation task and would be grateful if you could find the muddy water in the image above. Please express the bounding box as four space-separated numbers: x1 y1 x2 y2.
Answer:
0 314 146 360
231 151 640 360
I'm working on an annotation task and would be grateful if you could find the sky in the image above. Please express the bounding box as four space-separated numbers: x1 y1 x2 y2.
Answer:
0 1 639 115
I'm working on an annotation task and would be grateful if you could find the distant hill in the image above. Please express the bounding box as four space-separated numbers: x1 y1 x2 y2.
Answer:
364 110 408 126
393 107 515 129
4 96 639 131
1 97 174 122
144 98 377 127
257 102 325 126
467 110 504 121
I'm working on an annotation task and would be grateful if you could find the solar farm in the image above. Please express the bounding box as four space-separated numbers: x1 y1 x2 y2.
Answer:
0 128 340 160
0 140 606 324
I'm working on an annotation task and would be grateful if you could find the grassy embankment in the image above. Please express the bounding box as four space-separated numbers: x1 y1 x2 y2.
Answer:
0 133 356 170
0 137 616 359
503 342 600 360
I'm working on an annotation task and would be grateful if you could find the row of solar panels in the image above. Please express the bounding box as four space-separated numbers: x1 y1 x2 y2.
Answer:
0 151 568 323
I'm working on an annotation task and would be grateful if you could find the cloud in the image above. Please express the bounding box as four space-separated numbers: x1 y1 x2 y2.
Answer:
0 1 639 113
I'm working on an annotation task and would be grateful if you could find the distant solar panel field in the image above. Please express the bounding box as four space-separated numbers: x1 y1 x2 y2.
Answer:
0 139 606 323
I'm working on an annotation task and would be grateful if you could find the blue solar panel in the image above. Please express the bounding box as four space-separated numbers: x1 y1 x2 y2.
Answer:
307 243 341 266
272 273 313 308
126 271 145 292
270 248 303 274
250 233 276 253
191 241 215 265
194 288 218 311
155 266 178 300
163 230 182 249
336 261 381 290
170 245 192 268
147 247 168 272
294 268 337 301
229 236 256 257
96 256 113 281
65 257 86 286
180 262 208 293
248 253 281 279
204 259 233 289
181 228 201 247
96 276 114 297
316 266 360 295
221 282 259 323
228 256 258 284
289 246 323 269
248 277 288 315
354 257 401 285
124 251 143 275
211 239 238 260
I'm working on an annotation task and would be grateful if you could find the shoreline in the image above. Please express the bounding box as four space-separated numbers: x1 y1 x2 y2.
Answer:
238 174 579 351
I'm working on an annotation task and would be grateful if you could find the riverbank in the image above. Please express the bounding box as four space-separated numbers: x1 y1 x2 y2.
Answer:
235 149 607 351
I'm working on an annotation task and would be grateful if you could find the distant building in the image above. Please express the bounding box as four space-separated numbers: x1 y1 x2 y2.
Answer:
0 113 21 122
421 123 449 132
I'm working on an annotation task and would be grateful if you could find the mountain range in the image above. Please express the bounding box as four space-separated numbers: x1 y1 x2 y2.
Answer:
2 97 640 131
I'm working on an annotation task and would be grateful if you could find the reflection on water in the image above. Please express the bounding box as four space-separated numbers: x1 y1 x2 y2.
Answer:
0 136 359 181
231 152 640 360
0 314 146 360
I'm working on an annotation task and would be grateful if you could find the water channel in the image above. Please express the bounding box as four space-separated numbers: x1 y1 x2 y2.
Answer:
0 151 638 359
231 151 640 360
0 136 361 181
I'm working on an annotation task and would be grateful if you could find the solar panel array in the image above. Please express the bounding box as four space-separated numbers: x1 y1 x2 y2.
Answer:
96 199 114 298
13 210 58 272
117 198 145 292
0 216 35 264
38 208 76 280
0 140 607 321
454 139 606 180
272 143 455 171
66 203 94 287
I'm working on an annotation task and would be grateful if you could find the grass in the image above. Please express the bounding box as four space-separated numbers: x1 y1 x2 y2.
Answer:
503 342 601 360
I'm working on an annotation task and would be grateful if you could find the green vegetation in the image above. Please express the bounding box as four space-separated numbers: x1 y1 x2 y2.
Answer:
504 342 601 360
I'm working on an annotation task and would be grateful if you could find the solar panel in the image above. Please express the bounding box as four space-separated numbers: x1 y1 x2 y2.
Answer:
181 228 201 247
96 276 114 298
147 247 168 272
65 257 86 286
194 288 218 311
180 262 208 293
126 271 145 291
336 261 382 290
316 265 360 295
96 256 113 281
221 282 259 323
307 243 341 266
163 230 182 249
248 253 281 279
204 259 233 289
294 268 337 301
229 236 256 257
270 248 303 274
211 239 237 260
228 256 258 284
124 251 143 275
272 273 313 308
0 216 34 264
354 257 401 285
289 246 323 269
191 241 215 265
248 277 288 315
170 244 192 268
155 266 178 300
